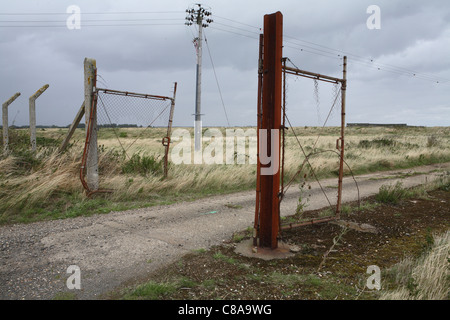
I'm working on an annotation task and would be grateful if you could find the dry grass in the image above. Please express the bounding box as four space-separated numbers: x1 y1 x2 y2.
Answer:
0 126 449 224
380 230 450 300
0 148 81 209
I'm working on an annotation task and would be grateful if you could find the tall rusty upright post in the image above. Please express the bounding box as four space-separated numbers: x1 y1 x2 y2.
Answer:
254 34 264 247
258 12 283 249
336 56 347 218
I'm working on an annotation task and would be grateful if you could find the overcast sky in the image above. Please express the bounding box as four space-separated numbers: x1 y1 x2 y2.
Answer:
1 0 449 128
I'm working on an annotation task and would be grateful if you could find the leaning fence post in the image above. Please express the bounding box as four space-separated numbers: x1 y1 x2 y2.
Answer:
29 84 49 151
84 58 99 191
2 92 21 154
59 102 85 152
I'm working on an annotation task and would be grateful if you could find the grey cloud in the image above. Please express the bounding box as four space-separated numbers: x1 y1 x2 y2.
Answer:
0 0 449 128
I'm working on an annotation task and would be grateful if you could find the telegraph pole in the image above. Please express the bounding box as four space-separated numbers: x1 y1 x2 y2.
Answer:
186 4 213 152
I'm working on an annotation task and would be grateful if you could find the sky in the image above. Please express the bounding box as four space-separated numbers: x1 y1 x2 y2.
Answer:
0 0 449 128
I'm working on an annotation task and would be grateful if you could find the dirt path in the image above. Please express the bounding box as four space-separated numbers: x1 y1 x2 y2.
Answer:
0 163 448 300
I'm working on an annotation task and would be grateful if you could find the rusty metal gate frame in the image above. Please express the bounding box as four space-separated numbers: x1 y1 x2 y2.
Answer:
254 19 354 248
80 70 177 196
278 57 348 232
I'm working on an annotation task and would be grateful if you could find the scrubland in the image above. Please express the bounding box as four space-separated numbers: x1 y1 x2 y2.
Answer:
1 125 449 224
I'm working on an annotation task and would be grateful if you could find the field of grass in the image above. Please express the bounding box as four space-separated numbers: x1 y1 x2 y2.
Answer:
0 125 449 225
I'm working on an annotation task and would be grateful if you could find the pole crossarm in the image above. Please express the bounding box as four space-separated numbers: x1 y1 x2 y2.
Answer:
282 65 344 84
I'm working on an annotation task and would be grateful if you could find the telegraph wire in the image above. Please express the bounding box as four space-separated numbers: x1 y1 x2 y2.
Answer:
210 18 450 84
283 34 450 84
1 9 448 85
209 26 259 40
0 18 184 23
213 21 260 35
212 14 261 31
210 16 450 84
0 23 184 28
203 30 230 126
0 11 184 15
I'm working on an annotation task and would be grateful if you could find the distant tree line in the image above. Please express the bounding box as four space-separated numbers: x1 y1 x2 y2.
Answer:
347 123 407 127
1 123 144 129
97 124 141 128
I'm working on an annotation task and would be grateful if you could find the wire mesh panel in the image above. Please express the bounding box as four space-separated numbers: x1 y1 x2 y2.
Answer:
95 88 173 157
275 57 358 233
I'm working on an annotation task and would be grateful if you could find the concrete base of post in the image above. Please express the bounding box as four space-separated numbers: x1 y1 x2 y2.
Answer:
235 239 294 261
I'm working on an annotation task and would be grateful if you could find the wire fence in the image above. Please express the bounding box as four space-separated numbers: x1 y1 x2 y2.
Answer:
95 88 173 157
277 57 360 233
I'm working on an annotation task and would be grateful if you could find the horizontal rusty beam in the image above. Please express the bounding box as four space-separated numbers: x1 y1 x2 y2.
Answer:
280 216 337 230
283 65 343 84
96 88 172 101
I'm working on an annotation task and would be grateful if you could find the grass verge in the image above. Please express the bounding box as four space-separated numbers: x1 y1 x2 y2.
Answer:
380 230 449 300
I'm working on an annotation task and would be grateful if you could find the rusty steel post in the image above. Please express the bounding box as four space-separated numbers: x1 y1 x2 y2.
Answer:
258 12 283 249
336 56 347 218
254 34 264 247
